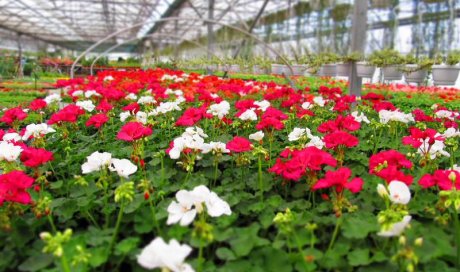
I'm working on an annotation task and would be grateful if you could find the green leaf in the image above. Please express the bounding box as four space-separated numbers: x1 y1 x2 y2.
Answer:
347 248 371 266
18 254 53 271
342 212 379 239
89 247 109 268
216 247 237 261
115 237 140 256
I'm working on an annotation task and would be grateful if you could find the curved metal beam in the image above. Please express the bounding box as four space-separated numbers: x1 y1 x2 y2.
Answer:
71 16 293 78
89 33 222 75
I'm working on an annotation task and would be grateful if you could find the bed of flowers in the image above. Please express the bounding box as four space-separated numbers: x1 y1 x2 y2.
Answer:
0 68 460 272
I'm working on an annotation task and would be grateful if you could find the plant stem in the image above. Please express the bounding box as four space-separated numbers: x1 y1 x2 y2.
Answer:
47 214 57 233
85 210 100 229
160 155 165 186
453 208 460 269
198 238 204 272
212 161 218 188
149 199 163 237
258 154 264 202
292 231 309 270
108 202 125 256
328 217 342 251
60 254 71 272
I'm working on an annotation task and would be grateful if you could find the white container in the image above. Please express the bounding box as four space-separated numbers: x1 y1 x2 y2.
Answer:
336 63 351 77
382 65 403 81
271 64 284 75
356 62 376 78
319 64 337 77
432 64 460 86
404 64 427 84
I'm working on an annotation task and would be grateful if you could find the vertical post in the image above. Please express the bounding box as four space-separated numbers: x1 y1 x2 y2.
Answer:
174 19 179 59
348 0 367 97
16 33 24 78
207 0 215 75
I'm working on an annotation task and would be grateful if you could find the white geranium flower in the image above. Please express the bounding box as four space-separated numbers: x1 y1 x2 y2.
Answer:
443 128 460 138
44 94 61 105
351 111 370 124
109 158 137 178
136 111 148 124
22 123 56 141
378 215 412 237
313 96 326 107
120 111 131 122
452 164 460 172
201 141 230 154
137 237 194 272
305 136 325 149
301 102 313 110
249 131 264 141
207 101 230 119
156 102 181 114
205 191 232 217
72 90 84 97
2 133 21 142
239 109 258 121
435 110 458 120
254 100 270 111
388 181 411 205
288 128 313 142
81 151 112 174
125 93 138 100
84 90 101 98
76 100 95 112
379 110 414 124
0 141 22 162
103 75 114 81
138 96 156 105
417 138 450 159
167 185 231 226
184 127 208 138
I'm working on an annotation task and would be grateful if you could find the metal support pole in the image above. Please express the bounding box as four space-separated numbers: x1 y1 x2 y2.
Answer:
207 0 215 75
348 0 367 97
222 0 269 78
16 33 23 78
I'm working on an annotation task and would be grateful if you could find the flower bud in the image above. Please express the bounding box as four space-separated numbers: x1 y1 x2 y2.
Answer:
399 235 406 245
415 237 423 247
377 184 389 198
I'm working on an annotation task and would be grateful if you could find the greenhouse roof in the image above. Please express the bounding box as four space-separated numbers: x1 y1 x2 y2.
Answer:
0 0 296 52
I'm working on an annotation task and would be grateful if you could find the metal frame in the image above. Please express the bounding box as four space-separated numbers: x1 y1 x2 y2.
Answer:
89 33 222 75
70 16 295 78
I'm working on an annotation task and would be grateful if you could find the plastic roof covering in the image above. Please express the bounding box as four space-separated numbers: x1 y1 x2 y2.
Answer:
0 0 298 52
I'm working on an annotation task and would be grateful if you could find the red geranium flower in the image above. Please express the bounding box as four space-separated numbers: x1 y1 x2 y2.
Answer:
0 170 35 205
269 147 337 181
29 99 47 111
312 167 363 193
369 150 413 185
318 115 360 134
323 131 359 149
402 127 444 148
20 147 54 168
86 113 109 128
117 122 152 141
226 136 252 153
419 170 460 190
48 104 85 125
96 100 114 112
123 102 140 113
0 107 28 126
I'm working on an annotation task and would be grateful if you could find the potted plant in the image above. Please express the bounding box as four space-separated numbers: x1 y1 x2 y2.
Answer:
356 55 376 78
318 52 339 77
253 57 271 75
331 4 352 22
337 52 362 77
368 48 405 81
370 0 392 8
432 50 460 86
403 54 433 84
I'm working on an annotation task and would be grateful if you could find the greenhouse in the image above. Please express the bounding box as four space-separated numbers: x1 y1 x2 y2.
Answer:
0 0 460 271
